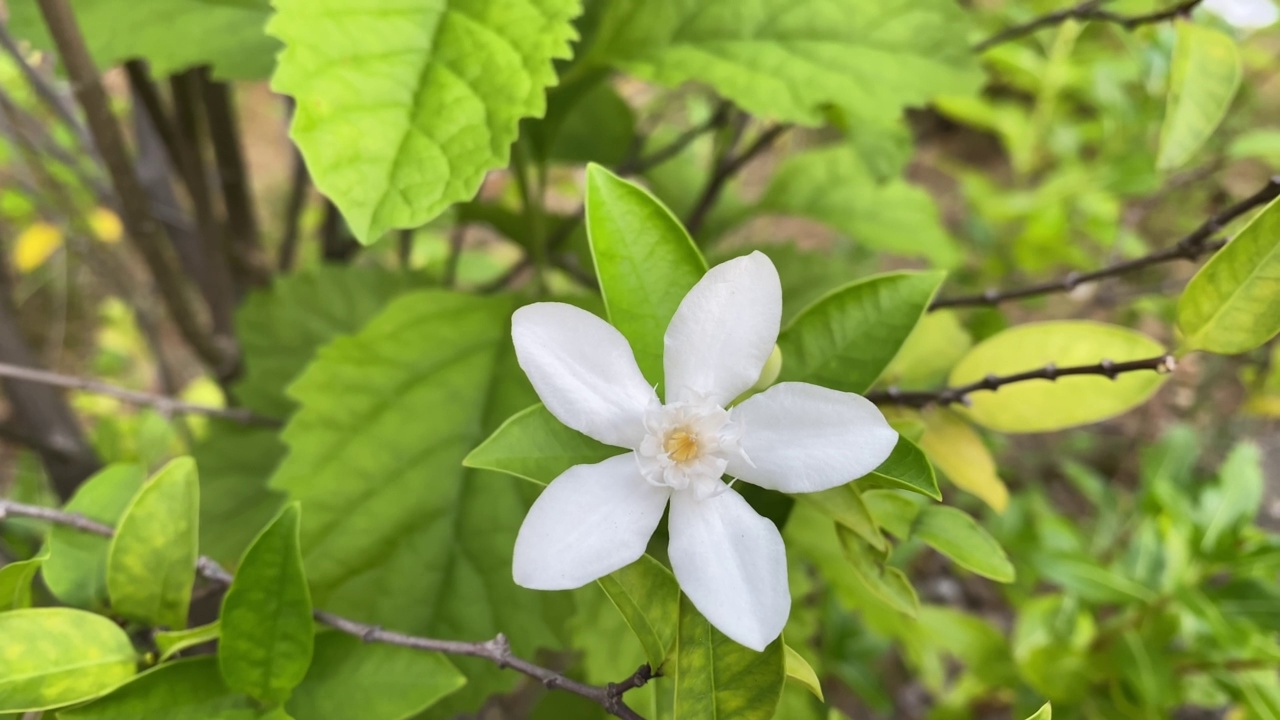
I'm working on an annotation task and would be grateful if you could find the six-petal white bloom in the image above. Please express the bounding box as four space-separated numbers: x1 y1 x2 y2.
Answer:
510 251 898 651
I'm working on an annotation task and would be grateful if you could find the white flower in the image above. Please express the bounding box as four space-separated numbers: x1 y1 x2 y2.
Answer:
509 252 898 651
1204 0 1278 28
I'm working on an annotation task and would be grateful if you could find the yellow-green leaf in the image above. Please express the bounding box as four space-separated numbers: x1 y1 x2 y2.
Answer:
1178 197 1280 354
912 505 1015 582
13 221 63 272
783 644 823 701
950 321 1168 433
155 621 222 662
0 557 42 610
1025 702 1052 720
672 597 786 720
43 464 146 610
1157 22 1241 171
596 556 680 670
799 485 885 552
0 608 138 712
918 410 1008 512
59 656 256 720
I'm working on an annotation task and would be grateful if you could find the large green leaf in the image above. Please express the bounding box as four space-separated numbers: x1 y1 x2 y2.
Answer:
759 147 960 265
60 657 256 720
585 164 706 383
286 632 466 720
268 0 581 243
107 457 200 630
267 290 558 716
912 505 1015 582
672 597 786 720
779 271 946 394
195 423 285 567
219 504 314 704
1177 197 1280 354
42 464 145 609
588 0 982 124
7 0 277 80
950 321 1169 433
0 608 137 713
0 557 41 610
836 527 920 617
597 555 680 670
857 436 941 500
464 403 617 485
1156 22 1241 171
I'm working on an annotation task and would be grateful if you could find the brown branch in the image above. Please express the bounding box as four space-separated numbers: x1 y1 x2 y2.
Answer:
867 353 1177 408
201 73 269 290
685 122 791 236
0 22 94 162
0 499 655 720
0 361 280 427
974 0 1205 52
618 102 733 176
35 0 234 377
277 140 310 272
931 176 1280 310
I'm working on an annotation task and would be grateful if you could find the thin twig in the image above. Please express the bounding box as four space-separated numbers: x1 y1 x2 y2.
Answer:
201 72 268 289
0 361 280 427
931 176 1280 310
443 224 465 286
617 102 733 176
684 122 791 236
0 499 655 720
278 141 310 272
867 353 1177 408
0 22 94 160
974 0 1205 52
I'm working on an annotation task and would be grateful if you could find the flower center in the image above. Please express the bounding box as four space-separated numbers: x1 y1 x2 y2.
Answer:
635 398 747 495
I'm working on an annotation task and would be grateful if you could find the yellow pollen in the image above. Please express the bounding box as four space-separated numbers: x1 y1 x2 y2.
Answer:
664 429 699 463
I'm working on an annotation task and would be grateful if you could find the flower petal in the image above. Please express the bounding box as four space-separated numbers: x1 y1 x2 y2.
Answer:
667 487 789 651
663 251 782 406
728 382 898 493
513 453 671 590
513 302 658 448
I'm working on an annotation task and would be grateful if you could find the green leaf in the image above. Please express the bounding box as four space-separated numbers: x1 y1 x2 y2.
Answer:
1156 22 1241 171
1025 702 1052 720
589 0 982 124
7 0 278 80
919 410 1008 511
881 310 972 389
1035 554 1158 604
219 503 314 704
0 608 137 712
836 528 920 617
527 69 636 166
596 555 680 670
286 632 466 720
1177 196 1280 354
799 485 885 552
267 291 558 716
107 457 200 630
195 423 285 567
856 436 942 501
155 621 222 662
585 164 706 383
861 489 924 539
784 644 824 701
912 505 1015 583
464 403 617 485
779 272 946 393
43 463 146 609
59 657 256 720
268 0 581 243
0 557 41 610
672 597 786 720
759 147 960 265
950 321 1169 433
1200 441 1264 551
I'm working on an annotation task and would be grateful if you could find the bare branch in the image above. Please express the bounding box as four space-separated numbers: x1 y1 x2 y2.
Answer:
0 498 655 720
277 138 310 272
974 0 1205 52
931 176 1280 311
685 122 791 236
867 353 1177 408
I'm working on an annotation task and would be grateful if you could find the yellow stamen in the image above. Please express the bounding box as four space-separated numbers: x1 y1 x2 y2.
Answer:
664 429 699 462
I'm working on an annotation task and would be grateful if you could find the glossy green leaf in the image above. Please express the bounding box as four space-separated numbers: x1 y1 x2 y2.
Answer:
0 557 41 610
60 657 256 720
1177 196 1280 354
1025 702 1052 720
589 0 982 124
672 597 786 720
107 457 200 630
43 463 145 609
7 0 277 80
155 621 222 662
779 272 946 393
0 608 137 712
269 0 580 243
799 485 885 552
950 321 1169 433
912 505 1015 582
586 164 706 383
760 147 959 265
861 489 924 539
1200 441 1264 551
1156 22 1241 171
220 504 314 704
856 435 942 500
597 555 680 670
784 645 824 701
286 632 466 720
267 291 558 716
836 528 920 617
464 403 618 485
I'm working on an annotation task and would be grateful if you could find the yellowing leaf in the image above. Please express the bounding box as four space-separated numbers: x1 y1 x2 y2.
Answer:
1157 22 1242 171
13 221 63 272
918 409 1008 512
89 208 123 244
